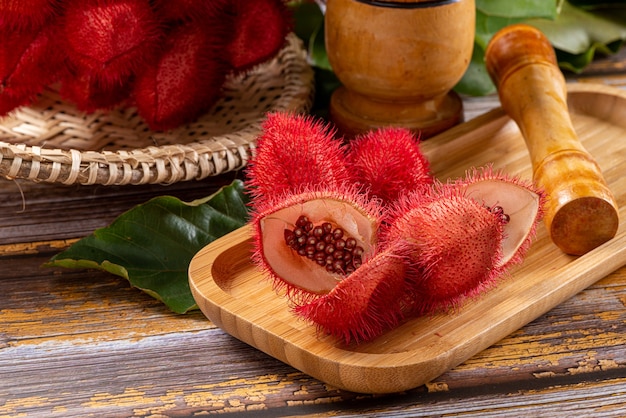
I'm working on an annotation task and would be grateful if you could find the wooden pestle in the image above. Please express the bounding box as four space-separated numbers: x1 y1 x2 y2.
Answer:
485 24 619 255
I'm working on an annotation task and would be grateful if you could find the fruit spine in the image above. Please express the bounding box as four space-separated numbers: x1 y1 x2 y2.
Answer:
0 0 292 130
247 112 544 344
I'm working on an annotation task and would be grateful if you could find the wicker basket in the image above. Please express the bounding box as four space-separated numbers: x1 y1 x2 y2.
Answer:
0 34 314 186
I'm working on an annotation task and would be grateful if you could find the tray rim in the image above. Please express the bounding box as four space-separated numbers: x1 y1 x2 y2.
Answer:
188 82 626 394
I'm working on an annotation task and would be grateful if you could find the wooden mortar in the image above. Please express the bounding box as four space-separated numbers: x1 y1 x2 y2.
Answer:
485 24 619 255
325 0 475 138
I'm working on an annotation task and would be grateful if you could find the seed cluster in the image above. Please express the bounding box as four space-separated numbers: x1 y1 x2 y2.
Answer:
284 215 365 275
487 205 510 224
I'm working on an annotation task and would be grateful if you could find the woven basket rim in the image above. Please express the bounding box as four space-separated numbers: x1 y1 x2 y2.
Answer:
0 33 314 186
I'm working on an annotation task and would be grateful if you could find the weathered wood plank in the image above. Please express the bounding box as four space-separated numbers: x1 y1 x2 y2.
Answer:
2 326 625 417
2 320 625 417
1 67 625 416
0 172 240 245
1 246 625 416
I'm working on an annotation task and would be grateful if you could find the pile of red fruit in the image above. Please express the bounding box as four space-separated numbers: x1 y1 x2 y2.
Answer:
247 112 545 344
0 0 292 131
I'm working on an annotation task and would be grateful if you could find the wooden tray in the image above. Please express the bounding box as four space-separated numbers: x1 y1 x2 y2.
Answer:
188 83 626 394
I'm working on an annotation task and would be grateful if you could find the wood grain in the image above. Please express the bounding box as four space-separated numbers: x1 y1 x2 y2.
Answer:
3 250 625 416
189 83 626 394
1 74 625 416
0 171 240 245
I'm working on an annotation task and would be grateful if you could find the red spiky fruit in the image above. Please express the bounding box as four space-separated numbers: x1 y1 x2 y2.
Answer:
132 20 231 130
386 190 505 313
294 241 410 344
0 0 60 29
0 91 31 116
251 186 382 300
346 127 433 204
225 0 292 72
0 23 66 116
246 112 353 205
60 72 131 112
383 167 543 313
151 0 222 23
61 0 163 87
451 167 544 270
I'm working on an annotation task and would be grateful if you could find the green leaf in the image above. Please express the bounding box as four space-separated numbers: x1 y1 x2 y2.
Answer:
289 1 324 46
526 1 626 72
288 0 329 70
47 180 250 314
476 0 557 19
527 1 626 54
461 0 626 93
473 0 558 50
458 2 558 96
293 1 626 97
309 19 332 71
454 43 497 97
474 9 528 50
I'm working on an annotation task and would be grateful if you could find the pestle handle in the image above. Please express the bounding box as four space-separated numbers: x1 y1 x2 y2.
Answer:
485 24 619 255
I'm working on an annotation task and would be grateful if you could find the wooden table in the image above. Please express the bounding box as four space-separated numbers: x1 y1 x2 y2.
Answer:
2 51 626 417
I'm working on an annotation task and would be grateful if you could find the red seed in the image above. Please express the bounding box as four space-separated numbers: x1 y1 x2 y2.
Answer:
312 226 324 238
294 243 409 344
296 215 308 228
282 216 367 279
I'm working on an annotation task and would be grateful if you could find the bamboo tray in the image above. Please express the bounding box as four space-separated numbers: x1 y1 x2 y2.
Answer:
188 83 626 394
